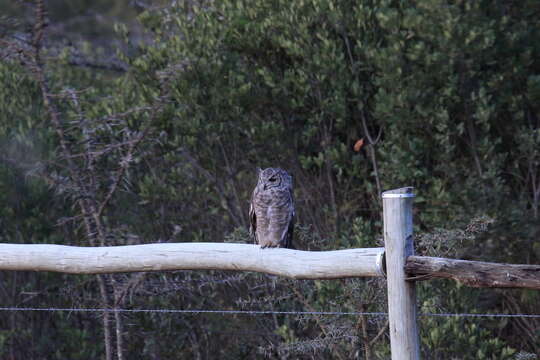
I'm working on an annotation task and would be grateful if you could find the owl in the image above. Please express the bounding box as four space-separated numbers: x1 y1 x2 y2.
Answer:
249 168 295 249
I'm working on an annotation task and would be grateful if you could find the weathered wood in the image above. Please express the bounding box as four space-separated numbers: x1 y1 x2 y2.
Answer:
0 243 385 279
406 256 540 290
383 187 420 360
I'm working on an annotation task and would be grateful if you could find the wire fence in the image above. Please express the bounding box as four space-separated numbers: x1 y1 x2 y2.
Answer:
0 307 538 318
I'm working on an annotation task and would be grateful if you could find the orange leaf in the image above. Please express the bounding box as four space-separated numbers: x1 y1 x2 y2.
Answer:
353 138 364 152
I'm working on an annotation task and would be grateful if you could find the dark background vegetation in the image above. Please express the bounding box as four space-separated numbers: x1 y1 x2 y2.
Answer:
0 0 539 359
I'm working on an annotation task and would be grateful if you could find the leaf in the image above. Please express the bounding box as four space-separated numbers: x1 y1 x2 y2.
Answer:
353 138 364 152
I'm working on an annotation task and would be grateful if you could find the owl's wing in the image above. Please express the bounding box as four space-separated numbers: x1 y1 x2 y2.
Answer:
285 209 295 249
281 188 295 249
249 194 257 244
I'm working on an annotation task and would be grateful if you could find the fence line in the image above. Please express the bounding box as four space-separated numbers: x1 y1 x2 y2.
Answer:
0 307 538 318
1 186 538 359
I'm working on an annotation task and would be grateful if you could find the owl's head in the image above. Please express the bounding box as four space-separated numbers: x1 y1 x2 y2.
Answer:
257 167 292 191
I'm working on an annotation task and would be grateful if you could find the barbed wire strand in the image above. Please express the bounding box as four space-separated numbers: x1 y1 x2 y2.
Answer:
0 307 538 318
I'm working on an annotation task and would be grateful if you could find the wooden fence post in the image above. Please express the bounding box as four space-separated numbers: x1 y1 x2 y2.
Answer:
382 187 420 360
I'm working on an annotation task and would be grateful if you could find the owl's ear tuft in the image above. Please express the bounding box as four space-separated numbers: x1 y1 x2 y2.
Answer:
256 167 262 176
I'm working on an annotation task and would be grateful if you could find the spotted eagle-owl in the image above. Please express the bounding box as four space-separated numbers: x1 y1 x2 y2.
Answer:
249 168 295 249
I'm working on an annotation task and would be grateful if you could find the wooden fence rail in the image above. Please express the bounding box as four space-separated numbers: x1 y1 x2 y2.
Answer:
1 243 538 289
406 255 540 289
0 243 385 279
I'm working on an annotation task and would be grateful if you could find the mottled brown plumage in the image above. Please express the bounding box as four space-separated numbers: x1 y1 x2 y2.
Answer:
249 168 295 248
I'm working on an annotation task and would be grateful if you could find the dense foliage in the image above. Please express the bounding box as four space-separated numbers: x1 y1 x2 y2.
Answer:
0 0 538 358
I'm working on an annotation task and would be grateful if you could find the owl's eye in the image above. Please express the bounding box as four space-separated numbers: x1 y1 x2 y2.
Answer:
269 178 276 182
